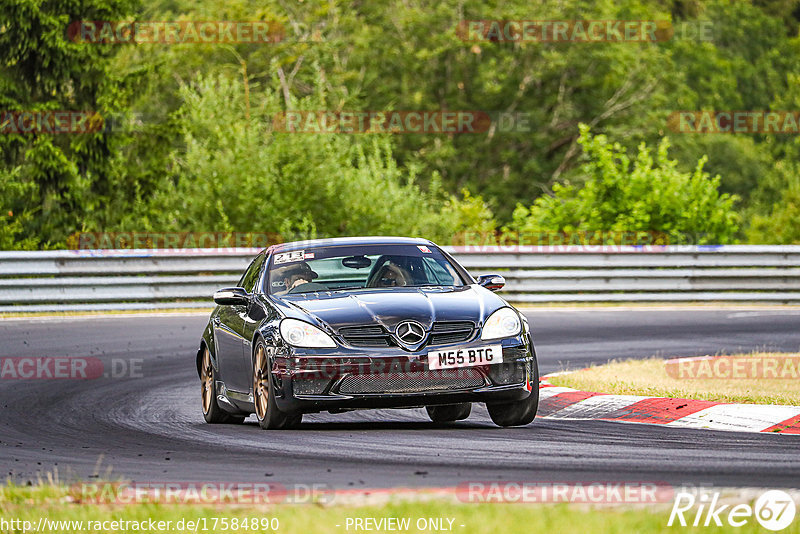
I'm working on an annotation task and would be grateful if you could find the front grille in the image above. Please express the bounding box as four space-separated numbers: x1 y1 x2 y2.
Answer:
293 376 333 395
340 326 383 336
432 321 474 332
339 325 394 348
340 321 475 348
428 321 474 346
345 337 391 347
337 367 485 394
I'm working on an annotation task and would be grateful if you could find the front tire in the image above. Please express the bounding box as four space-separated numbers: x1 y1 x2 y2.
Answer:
253 340 302 430
426 403 471 422
200 346 245 424
486 358 539 427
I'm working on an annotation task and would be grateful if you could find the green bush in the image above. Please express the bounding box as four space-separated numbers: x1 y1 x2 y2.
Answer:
746 173 800 244
504 125 740 245
0 166 39 250
137 73 480 243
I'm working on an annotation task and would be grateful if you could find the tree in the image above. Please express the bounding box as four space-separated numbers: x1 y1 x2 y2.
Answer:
0 0 138 247
2 0 800 248
746 173 800 244
135 73 483 242
504 124 740 244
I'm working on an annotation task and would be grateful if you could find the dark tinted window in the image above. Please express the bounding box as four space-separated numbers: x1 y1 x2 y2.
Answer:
267 244 465 295
240 252 266 293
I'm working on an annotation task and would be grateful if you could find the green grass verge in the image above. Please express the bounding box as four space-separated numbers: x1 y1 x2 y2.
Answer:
2 484 797 534
548 354 800 405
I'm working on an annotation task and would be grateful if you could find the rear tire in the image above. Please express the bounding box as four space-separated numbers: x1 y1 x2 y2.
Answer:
253 340 301 430
200 346 245 424
486 358 539 427
426 403 471 423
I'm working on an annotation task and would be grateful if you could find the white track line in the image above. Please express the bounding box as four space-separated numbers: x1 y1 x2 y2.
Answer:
667 404 800 432
545 394 644 419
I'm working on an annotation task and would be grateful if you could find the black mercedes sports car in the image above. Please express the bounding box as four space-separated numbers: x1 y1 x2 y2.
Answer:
196 236 539 429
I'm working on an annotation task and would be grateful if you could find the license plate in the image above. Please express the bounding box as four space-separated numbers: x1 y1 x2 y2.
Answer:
427 344 503 370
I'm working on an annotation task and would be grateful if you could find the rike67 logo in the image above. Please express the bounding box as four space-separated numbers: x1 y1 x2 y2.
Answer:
669 489 796 531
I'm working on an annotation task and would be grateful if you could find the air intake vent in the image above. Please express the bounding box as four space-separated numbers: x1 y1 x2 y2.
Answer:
428 321 474 346
432 321 474 332
339 325 394 347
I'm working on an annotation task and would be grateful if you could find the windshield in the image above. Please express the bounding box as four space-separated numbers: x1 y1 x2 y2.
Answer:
266 244 467 296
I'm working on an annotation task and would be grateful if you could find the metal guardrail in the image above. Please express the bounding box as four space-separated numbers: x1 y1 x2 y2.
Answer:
1 245 799 311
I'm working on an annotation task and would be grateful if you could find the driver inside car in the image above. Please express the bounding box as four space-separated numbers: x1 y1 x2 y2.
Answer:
277 262 319 293
374 262 412 287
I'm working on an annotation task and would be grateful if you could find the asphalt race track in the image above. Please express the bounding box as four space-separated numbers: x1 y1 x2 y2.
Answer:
1 308 799 489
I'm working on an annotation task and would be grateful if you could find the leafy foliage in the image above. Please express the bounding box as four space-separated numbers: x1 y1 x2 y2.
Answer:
505 125 740 244
136 73 476 241
0 0 138 246
1 0 799 248
747 173 800 244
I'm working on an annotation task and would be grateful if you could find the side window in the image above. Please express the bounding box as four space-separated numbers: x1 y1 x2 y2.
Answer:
422 257 456 285
239 253 266 293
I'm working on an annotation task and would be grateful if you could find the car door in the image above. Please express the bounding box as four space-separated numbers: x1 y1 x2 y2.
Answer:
238 252 268 389
214 253 265 393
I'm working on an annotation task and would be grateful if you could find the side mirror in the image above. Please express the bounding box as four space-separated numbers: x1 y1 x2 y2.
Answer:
476 274 505 292
213 287 250 305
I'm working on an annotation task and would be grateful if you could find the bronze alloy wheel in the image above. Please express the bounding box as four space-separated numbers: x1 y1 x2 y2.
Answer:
200 345 245 424
201 347 214 415
252 341 301 429
253 343 270 420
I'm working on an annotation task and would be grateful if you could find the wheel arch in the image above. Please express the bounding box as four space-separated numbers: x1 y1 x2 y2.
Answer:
195 343 205 378
196 340 216 379
251 325 282 364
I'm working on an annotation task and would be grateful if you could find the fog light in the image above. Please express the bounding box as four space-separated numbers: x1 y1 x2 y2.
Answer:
487 361 525 385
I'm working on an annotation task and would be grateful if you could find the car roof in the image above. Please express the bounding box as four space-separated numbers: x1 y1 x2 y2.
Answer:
268 236 435 254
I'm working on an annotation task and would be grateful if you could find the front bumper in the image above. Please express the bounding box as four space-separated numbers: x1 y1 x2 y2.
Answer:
271 336 536 414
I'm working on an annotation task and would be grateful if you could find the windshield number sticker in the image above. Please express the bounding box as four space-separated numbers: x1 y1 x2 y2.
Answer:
417 245 431 253
274 251 305 264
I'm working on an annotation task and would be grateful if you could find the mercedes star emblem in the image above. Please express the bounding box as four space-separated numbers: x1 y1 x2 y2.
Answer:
395 321 426 344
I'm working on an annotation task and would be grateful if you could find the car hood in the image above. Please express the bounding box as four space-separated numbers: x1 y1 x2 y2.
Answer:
274 286 507 332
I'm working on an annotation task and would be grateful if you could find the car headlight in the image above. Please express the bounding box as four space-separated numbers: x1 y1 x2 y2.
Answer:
280 319 337 348
481 307 521 340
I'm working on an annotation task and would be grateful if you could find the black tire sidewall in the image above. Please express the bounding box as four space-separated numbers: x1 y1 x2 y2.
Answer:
487 354 539 427
426 403 472 422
